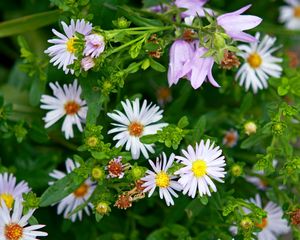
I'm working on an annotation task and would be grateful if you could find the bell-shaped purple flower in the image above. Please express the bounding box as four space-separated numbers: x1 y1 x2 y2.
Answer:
175 0 212 18
181 45 220 89
168 40 194 86
217 4 262 43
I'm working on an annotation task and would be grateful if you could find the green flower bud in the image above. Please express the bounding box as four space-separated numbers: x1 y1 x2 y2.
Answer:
272 121 286 136
96 201 111 215
86 136 99 147
114 17 131 29
131 166 146 181
92 167 105 180
240 217 253 230
231 164 243 177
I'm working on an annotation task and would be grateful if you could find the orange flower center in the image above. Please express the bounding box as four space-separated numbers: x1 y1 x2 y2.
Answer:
256 218 268 229
74 183 89 198
294 6 300 17
108 160 123 177
247 53 262 68
128 122 144 137
5 224 23 240
64 101 80 115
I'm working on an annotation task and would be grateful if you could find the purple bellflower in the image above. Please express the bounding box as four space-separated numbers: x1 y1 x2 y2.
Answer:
168 40 194 86
217 4 262 43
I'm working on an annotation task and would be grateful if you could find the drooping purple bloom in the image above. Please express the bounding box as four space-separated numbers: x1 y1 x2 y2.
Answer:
175 0 213 18
181 44 220 89
168 40 194 86
217 4 262 43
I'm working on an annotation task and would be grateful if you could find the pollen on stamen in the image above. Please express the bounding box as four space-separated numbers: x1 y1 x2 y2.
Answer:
5 223 23 240
66 37 76 53
294 6 300 17
74 183 89 198
155 172 170 188
247 53 262 68
64 101 80 115
256 217 268 229
192 160 207 178
128 122 144 137
0 193 14 209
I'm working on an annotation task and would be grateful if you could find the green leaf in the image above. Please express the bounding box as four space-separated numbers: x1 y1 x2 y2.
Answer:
0 10 60 38
118 6 163 27
149 58 166 72
240 93 253 114
129 41 143 59
140 134 159 144
141 59 151 70
177 116 189 128
241 133 270 149
278 86 289 96
192 116 206 141
29 76 46 106
81 78 105 125
39 171 85 207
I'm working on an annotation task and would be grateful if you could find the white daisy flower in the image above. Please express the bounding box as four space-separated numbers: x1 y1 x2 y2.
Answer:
141 153 182 206
107 98 168 160
279 0 300 29
175 139 226 198
45 19 92 74
0 173 30 209
49 158 96 222
236 33 283 93
246 194 290 240
40 79 88 139
0 198 48 239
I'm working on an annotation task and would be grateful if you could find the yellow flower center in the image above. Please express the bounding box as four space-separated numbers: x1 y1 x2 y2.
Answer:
5 223 23 240
155 172 170 188
0 193 14 209
128 122 144 137
64 101 80 115
247 53 262 68
192 160 207 177
66 37 76 53
294 6 300 17
74 183 89 198
256 217 268 229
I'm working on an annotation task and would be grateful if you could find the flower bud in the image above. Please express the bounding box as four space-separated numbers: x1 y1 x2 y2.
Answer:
272 121 286 136
114 17 131 29
130 166 145 181
86 136 98 147
231 164 243 177
84 33 105 58
81 56 95 71
240 217 253 230
244 121 257 135
92 167 105 180
96 202 111 215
